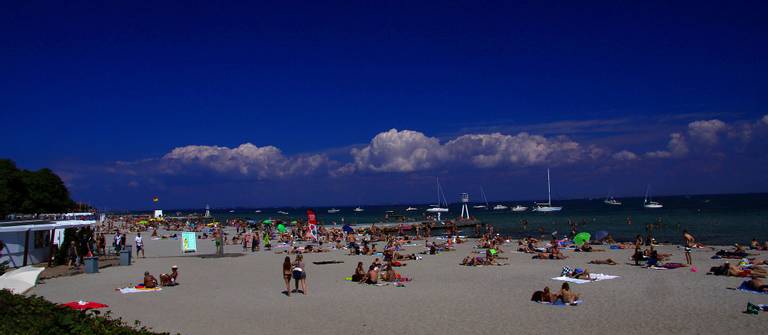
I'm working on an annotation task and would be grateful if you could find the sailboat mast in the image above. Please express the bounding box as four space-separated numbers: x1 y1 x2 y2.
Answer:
547 168 552 205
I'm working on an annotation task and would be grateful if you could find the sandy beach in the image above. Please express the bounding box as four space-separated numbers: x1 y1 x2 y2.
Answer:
29 231 768 335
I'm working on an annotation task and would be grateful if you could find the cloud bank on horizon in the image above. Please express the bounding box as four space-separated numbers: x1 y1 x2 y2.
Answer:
53 113 768 209
122 114 766 176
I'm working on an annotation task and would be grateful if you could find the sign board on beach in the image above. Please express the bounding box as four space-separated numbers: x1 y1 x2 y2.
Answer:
181 232 197 253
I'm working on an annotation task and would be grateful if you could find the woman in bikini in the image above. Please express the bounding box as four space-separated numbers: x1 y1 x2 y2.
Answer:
352 262 365 282
282 256 292 296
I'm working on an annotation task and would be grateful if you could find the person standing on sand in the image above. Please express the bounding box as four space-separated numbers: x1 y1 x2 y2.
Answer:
135 233 144 258
683 230 695 265
292 254 307 294
282 256 292 296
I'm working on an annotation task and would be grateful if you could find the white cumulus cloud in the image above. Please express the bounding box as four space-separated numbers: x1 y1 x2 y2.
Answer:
350 129 588 172
163 143 329 178
612 150 639 161
350 129 446 172
687 119 727 145
645 133 688 159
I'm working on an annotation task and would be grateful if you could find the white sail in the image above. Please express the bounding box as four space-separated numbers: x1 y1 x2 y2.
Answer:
532 168 562 212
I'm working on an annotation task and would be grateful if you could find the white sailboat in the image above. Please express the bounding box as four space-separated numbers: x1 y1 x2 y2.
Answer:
405 206 418 211
327 208 341 214
532 169 563 212
277 210 289 215
643 186 663 208
426 177 449 214
512 205 528 212
493 204 508 210
473 187 489 209
353 207 365 212
604 197 622 206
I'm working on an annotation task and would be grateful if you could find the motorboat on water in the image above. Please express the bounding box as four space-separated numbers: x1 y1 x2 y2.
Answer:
604 197 622 206
532 169 563 212
353 207 364 212
492 204 508 210
327 208 341 214
511 205 528 212
277 211 289 215
405 207 418 211
254 210 262 213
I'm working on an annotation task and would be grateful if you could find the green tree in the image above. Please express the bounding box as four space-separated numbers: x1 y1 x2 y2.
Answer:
0 159 75 217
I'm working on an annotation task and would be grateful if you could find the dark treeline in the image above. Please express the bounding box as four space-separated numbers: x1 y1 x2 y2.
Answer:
0 159 75 217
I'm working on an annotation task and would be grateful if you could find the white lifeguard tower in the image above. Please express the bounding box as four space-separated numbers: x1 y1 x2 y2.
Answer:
460 193 470 220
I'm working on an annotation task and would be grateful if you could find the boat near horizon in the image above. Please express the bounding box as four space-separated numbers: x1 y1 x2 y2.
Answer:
604 197 622 206
511 205 528 212
353 207 364 212
405 206 418 211
532 168 563 212
492 204 508 210
643 186 663 209
327 208 340 214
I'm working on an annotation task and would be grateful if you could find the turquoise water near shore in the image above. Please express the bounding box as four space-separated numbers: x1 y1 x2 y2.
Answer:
175 193 767 245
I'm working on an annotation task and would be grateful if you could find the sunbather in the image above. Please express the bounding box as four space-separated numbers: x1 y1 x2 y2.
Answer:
351 262 365 282
143 271 158 289
556 282 580 304
589 259 617 265
159 265 179 286
746 277 768 292
531 286 557 303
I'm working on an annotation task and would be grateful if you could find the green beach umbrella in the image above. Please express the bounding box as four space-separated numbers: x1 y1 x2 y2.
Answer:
573 232 591 246
489 248 498 256
277 223 287 233
262 219 272 224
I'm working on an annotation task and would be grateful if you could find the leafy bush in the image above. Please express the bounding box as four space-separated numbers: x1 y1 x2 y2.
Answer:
0 289 169 334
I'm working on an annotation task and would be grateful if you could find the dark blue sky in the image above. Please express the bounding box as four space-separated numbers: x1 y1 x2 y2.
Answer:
2 1 767 209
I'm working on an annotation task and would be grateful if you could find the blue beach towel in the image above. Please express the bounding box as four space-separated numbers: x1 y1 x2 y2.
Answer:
536 299 582 306
738 281 768 295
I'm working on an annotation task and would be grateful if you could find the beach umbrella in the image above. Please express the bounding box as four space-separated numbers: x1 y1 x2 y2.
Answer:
342 224 354 233
138 220 148 225
262 219 272 224
290 220 298 224
595 230 609 241
573 232 591 246
61 301 109 311
277 223 287 233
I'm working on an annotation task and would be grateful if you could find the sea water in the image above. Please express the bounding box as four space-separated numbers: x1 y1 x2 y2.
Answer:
199 193 767 245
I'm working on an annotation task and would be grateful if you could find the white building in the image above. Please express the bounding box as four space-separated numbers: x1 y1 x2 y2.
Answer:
0 214 96 268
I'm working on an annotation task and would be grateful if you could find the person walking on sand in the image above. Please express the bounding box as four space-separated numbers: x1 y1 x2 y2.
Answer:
135 232 145 258
282 256 292 296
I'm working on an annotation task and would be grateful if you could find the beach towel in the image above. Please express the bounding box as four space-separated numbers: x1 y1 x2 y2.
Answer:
552 273 619 284
536 300 582 306
313 260 344 265
737 281 768 295
119 287 162 294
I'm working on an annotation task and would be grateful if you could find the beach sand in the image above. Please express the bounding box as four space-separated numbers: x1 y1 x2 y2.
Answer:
31 232 768 334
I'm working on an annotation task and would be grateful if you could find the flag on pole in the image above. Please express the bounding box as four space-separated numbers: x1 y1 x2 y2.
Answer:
307 209 318 241
153 196 159 203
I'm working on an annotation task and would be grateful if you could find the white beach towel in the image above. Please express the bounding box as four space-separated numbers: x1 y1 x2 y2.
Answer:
552 273 619 284
119 287 162 294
